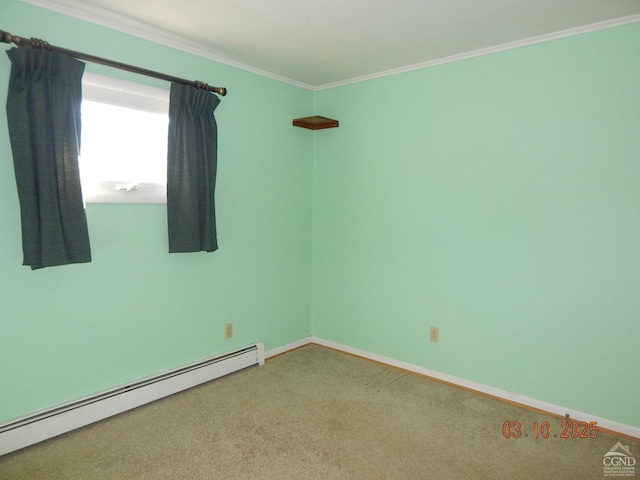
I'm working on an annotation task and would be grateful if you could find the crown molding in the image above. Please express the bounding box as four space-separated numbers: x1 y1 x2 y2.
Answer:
312 14 640 91
21 0 315 90
21 1 640 93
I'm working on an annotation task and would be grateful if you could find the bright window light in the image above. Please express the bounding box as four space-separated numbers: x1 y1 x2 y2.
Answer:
79 73 169 204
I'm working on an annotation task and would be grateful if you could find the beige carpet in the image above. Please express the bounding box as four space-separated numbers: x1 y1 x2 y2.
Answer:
0 344 637 479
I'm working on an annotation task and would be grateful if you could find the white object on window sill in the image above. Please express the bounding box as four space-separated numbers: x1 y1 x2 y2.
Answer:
115 183 139 192
83 181 166 204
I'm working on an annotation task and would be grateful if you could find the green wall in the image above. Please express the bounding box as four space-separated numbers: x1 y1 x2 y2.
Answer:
312 23 640 428
0 1 313 422
1 0 639 432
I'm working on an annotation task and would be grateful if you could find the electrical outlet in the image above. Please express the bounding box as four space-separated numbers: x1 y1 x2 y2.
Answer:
224 323 233 339
430 326 440 343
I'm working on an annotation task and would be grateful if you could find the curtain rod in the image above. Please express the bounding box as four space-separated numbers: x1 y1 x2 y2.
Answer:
0 28 227 96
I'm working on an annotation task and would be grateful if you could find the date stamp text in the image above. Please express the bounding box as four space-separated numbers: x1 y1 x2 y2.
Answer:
502 420 598 439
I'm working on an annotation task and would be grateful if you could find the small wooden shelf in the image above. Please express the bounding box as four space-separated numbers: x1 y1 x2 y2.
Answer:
293 115 339 130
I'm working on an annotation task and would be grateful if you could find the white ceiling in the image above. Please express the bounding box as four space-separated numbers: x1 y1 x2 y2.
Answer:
24 0 640 89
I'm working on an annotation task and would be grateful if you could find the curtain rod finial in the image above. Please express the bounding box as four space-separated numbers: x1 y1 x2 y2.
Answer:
1 29 14 44
1 29 27 47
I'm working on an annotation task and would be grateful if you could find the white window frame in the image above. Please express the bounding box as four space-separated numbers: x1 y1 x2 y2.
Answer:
80 72 170 204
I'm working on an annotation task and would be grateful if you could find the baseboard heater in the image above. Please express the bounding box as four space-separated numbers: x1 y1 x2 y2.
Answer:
0 343 265 456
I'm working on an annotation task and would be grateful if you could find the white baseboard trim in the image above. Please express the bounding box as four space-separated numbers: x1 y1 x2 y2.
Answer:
309 336 640 440
0 344 265 456
265 337 313 359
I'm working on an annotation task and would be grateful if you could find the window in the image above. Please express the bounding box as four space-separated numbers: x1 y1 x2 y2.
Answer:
80 73 169 203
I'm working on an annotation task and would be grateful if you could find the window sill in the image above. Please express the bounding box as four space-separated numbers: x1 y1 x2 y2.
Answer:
83 181 166 204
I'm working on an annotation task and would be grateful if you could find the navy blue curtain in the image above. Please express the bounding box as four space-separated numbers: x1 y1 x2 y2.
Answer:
5 47 91 269
167 83 220 253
